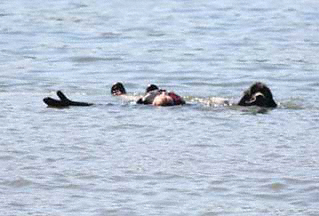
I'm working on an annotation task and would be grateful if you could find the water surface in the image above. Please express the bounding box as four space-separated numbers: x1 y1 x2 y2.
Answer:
1 0 319 215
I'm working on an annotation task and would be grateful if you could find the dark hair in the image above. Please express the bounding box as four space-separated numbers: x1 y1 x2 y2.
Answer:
111 82 126 95
146 84 159 93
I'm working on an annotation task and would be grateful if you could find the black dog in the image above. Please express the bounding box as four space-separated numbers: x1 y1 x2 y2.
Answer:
237 82 277 108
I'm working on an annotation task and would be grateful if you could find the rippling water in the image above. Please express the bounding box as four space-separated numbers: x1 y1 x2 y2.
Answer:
1 0 319 215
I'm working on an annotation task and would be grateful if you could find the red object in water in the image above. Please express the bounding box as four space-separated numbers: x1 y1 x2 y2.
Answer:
168 92 185 105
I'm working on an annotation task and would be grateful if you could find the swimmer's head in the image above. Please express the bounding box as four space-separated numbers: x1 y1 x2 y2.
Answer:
146 84 159 93
111 82 126 95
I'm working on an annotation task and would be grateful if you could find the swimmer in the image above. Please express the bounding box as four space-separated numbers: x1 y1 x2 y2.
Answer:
135 84 185 106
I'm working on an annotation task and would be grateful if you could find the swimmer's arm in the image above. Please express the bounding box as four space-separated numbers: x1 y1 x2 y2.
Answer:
117 95 141 102
187 96 229 106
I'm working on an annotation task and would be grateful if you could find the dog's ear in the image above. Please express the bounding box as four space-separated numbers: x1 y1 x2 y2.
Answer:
238 89 251 106
266 97 277 108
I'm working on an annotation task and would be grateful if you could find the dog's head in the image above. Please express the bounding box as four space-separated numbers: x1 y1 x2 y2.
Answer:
238 82 277 108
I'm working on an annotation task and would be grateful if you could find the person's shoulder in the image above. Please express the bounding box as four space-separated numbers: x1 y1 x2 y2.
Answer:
139 89 160 104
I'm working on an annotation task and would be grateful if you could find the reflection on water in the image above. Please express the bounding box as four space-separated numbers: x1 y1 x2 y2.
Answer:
1 0 319 215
